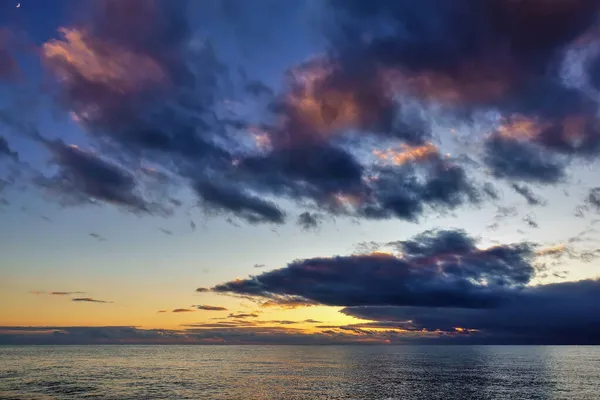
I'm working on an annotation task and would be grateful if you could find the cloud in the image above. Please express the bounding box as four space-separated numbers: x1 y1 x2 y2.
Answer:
194 305 227 311
0 28 18 81
328 0 599 109
228 312 259 319
194 180 285 225
29 291 85 296
260 297 316 309
172 308 194 313
50 291 85 296
89 233 106 242
36 0 238 217
340 279 600 344
296 211 323 231
323 0 600 184
209 229 536 308
482 125 567 184
72 297 112 303
36 140 168 215
26 0 500 227
0 325 393 345
510 183 545 206
0 136 17 160
587 187 600 211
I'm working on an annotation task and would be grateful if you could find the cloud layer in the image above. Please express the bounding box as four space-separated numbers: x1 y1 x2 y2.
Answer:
200 227 600 344
207 229 535 308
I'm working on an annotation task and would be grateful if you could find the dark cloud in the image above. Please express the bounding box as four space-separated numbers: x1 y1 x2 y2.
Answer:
194 180 285 225
494 205 518 221
2 0 600 240
328 0 599 111
194 305 227 311
89 232 107 242
209 229 536 309
587 187 600 211
159 228 173 235
0 136 17 159
359 157 484 222
39 0 249 221
483 135 566 184
50 291 85 296
253 264 266 269
172 308 194 313
36 140 167 215
157 310 167 313
30 291 86 296
324 0 600 184
511 183 545 206
228 312 259 319
523 213 539 229
297 211 323 231
244 80 273 97
72 298 112 304
30 0 494 226
341 279 600 345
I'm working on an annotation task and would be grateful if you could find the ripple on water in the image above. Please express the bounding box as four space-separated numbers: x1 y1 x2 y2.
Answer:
1 346 600 400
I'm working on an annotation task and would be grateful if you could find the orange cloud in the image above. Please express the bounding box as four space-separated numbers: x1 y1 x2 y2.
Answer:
380 59 516 106
536 244 567 257
495 115 549 141
43 28 166 93
285 59 361 138
561 114 590 147
248 127 272 151
373 143 439 166
41 26 168 126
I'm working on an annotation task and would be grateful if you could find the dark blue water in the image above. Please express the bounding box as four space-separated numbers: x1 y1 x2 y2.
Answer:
1 345 599 399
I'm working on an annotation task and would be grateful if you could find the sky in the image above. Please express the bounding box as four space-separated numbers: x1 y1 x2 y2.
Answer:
1 0 600 345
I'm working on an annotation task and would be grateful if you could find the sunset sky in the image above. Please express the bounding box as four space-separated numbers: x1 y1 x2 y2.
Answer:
2 0 600 345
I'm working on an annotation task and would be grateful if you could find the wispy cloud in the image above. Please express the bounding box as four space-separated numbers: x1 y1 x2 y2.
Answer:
72 298 112 304
50 291 85 296
193 305 228 311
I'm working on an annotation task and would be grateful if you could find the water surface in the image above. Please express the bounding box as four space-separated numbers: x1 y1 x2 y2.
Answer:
1 345 599 399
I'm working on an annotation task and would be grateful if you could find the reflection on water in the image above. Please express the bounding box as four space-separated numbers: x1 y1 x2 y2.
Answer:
0 345 599 399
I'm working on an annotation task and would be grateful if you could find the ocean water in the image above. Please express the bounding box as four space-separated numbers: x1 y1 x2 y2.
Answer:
1 345 599 400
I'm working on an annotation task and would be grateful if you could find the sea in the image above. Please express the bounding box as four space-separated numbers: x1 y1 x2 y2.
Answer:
1 345 599 399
